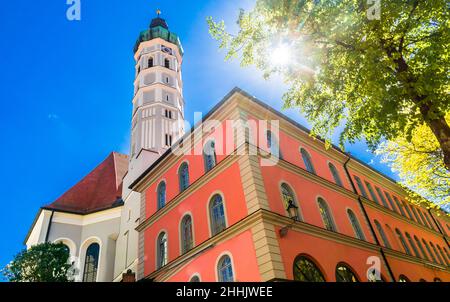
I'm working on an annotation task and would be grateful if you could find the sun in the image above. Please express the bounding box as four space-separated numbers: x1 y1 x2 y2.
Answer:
270 44 291 67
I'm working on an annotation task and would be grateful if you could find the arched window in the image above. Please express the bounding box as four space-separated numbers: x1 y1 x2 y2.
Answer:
376 187 391 209
414 235 429 261
300 148 315 174
422 239 437 263
405 232 420 258
365 182 380 204
266 130 282 159
328 163 343 187
418 211 429 228
423 213 435 231
164 58 170 69
178 162 189 192
61 243 70 256
157 181 166 210
402 201 415 221
398 275 410 282
434 278 442 282
383 191 398 213
374 220 391 248
436 245 449 266
335 263 359 282
410 205 421 223
209 194 226 236
83 243 100 282
393 196 406 216
430 242 445 265
148 57 153 68
180 215 193 254
354 176 368 198
190 275 200 282
280 183 300 221
157 232 168 269
443 247 450 264
347 209 365 240
395 229 411 255
293 255 325 282
203 140 217 172
217 255 234 282
317 198 336 232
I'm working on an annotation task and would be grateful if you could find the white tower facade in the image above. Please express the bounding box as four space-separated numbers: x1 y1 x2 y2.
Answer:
113 14 185 281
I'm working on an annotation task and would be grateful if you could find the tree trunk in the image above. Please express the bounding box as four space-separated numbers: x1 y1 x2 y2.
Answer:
420 105 450 171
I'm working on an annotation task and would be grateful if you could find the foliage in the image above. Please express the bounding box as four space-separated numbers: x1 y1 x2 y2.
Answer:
377 114 450 212
2 242 72 282
207 0 450 168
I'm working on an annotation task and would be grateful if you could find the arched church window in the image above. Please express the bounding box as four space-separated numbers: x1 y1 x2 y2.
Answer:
157 181 166 210
266 130 282 159
157 232 168 269
347 209 365 240
179 162 190 192
395 229 411 255
300 148 315 174
217 255 234 282
374 220 391 248
328 163 343 187
203 140 217 172
317 198 336 232
293 255 325 282
335 263 359 282
180 215 193 254
209 194 226 236
280 183 300 221
83 243 100 282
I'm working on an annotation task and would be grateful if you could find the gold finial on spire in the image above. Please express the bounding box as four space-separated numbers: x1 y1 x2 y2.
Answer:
156 9 161 16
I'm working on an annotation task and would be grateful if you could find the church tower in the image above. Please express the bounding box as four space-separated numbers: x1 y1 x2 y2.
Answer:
113 12 185 281
129 11 185 179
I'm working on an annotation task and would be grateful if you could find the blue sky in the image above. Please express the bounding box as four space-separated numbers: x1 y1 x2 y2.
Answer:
0 0 397 272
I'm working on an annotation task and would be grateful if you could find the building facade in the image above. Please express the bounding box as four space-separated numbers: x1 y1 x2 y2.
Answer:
131 88 450 282
25 13 450 282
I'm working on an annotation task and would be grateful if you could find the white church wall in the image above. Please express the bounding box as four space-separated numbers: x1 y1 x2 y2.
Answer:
25 209 52 249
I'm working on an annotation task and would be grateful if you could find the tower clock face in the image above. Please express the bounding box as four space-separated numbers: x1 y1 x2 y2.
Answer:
162 46 172 55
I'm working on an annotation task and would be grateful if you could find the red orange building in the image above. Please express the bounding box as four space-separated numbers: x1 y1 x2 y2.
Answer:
131 88 450 282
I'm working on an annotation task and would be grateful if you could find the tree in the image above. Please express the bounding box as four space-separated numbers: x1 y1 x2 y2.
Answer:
2 242 72 282
377 114 450 212
207 0 450 168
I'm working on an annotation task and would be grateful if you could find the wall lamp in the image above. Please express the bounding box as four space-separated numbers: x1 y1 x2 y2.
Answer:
279 200 299 238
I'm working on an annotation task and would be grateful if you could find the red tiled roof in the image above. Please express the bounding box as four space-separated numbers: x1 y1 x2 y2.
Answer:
43 152 129 214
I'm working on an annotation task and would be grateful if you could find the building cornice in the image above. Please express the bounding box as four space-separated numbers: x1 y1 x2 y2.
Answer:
382 247 450 272
134 38 183 63
361 197 444 238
